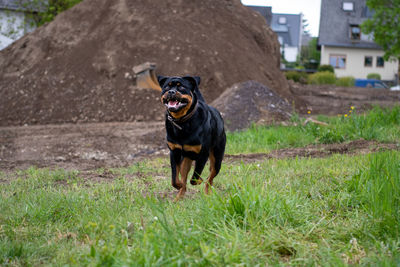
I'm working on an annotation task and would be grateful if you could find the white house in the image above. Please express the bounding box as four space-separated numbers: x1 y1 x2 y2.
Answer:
271 13 303 63
318 0 398 81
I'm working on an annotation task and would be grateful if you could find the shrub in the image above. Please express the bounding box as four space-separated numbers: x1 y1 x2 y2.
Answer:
317 64 334 73
308 71 336 85
367 73 381 80
285 71 308 84
336 76 355 87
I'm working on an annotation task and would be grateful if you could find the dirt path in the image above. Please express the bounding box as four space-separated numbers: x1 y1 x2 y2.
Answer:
1 122 398 173
290 83 400 115
226 139 399 163
0 121 166 171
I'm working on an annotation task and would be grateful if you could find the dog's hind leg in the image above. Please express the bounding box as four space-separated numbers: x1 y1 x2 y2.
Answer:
204 150 217 194
190 154 208 185
205 139 225 194
176 157 192 200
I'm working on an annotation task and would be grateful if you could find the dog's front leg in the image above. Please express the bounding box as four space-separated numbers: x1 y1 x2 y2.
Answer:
170 151 183 190
175 157 192 200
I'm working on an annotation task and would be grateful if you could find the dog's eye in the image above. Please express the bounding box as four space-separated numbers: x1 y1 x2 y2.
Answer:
177 82 181 86
168 82 172 86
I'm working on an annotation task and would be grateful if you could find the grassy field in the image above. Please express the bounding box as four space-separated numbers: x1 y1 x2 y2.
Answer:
227 106 400 154
1 107 400 266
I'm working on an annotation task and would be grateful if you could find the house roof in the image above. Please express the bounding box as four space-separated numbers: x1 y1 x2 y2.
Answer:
0 0 47 12
246 5 272 25
318 0 380 49
271 13 302 47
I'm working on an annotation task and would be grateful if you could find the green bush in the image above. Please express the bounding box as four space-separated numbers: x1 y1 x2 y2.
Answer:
367 73 381 80
336 76 355 87
308 71 336 85
285 71 308 84
317 64 334 73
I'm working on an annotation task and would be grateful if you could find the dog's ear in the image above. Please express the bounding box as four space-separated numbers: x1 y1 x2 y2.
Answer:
157 75 169 88
183 76 201 90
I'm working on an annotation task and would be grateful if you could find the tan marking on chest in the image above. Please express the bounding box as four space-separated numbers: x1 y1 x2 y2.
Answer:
183 144 202 154
167 142 182 150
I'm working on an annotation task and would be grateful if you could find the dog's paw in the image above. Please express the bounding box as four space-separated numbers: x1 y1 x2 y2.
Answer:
172 182 183 190
174 188 186 201
190 178 203 185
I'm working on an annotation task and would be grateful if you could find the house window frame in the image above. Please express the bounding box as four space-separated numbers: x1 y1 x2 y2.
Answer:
350 24 361 40
364 56 373 67
376 56 385 68
343 1 354 11
329 54 347 69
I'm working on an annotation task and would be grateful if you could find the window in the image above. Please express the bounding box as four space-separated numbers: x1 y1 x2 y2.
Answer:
377 56 384 67
329 55 346 69
278 17 287 24
350 25 361 40
364 56 372 67
343 2 354 11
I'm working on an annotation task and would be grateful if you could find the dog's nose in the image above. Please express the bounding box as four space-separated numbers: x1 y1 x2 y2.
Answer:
168 89 177 95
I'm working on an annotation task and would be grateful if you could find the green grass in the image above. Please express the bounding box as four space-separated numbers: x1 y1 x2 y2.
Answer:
227 106 400 154
1 106 399 266
1 151 400 266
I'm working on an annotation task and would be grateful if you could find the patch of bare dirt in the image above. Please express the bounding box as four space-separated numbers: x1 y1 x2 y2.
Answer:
1 120 398 173
290 82 400 115
0 121 168 171
226 139 400 163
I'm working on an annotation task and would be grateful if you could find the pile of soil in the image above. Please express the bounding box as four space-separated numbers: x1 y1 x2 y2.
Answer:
211 81 292 131
0 0 295 126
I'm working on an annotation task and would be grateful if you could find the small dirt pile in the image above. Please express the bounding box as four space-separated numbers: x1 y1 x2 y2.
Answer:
0 0 295 126
211 81 292 131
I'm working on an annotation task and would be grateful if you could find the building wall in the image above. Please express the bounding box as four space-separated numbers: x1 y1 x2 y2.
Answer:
321 45 399 81
282 46 298 62
0 9 36 50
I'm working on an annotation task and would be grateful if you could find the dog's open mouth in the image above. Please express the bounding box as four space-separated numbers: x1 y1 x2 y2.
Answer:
163 96 188 112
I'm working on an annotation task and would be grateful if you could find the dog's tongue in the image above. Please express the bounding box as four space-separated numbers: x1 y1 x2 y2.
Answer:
168 100 179 108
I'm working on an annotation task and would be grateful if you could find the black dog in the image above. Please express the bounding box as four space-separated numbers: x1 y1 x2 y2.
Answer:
158 75 226 200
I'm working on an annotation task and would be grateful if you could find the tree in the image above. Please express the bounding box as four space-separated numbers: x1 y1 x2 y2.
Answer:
302 18 310 35
362 0 400 60
299 37 321 69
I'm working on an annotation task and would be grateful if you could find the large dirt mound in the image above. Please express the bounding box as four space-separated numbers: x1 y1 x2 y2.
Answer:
0 0 294 126
212 81 292 131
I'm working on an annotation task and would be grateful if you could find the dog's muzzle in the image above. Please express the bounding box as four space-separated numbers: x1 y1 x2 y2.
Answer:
162 90 189 112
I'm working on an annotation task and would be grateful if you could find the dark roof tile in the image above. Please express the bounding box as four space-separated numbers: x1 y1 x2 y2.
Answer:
318 0 380 49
